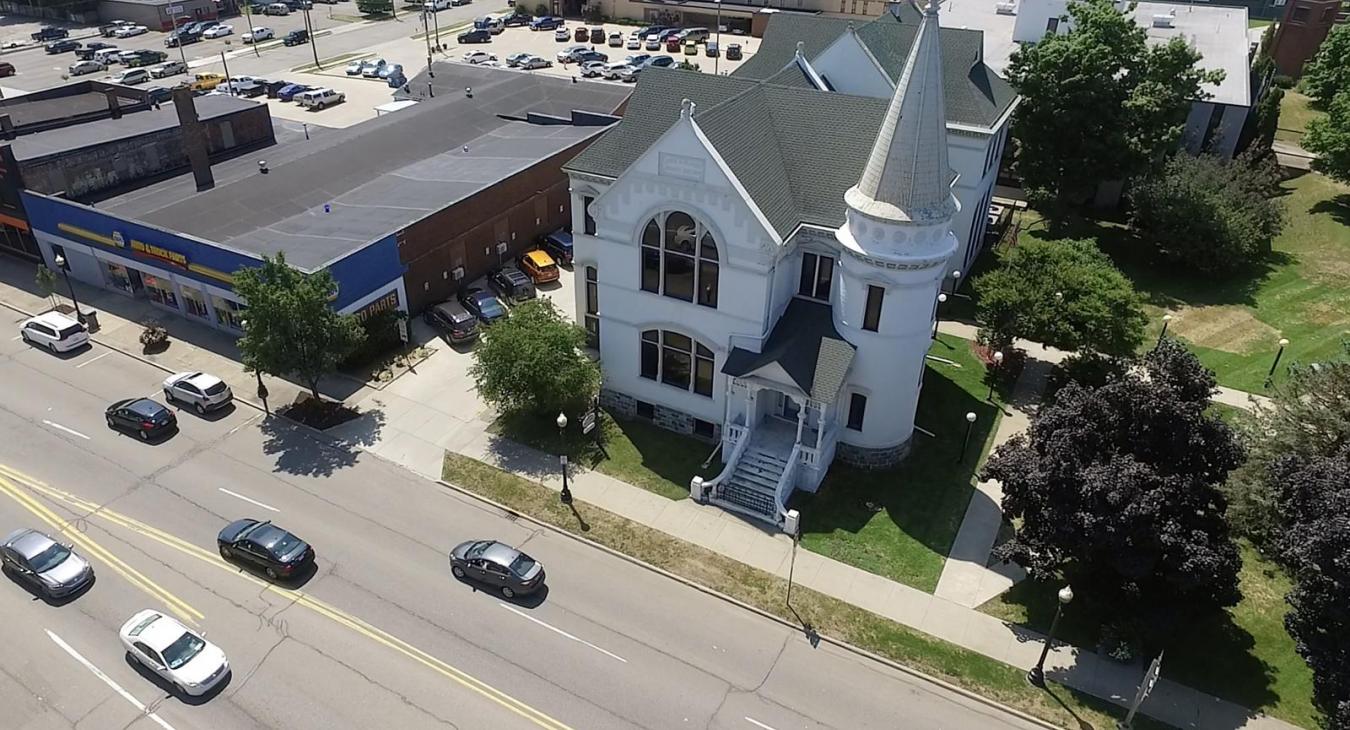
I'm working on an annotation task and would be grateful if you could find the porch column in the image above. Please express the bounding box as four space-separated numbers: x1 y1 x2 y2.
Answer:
744 382 753 427
814 401 824 452
795 397 806 444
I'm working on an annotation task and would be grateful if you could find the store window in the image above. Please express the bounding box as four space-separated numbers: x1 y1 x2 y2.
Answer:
103 261 134 294
638 211 719 308
640 329 714 397
212 295 246 330
142 274 179 310
181 285 210 319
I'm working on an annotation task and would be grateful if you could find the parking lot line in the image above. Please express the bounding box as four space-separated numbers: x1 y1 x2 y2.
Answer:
47 630 179 730
218 487 279 512
498 602 628 663
75 351 110 368
41 419 89 440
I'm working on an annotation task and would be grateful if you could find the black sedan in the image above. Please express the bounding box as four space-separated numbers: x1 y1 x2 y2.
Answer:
457 29 491 43
217 519 314 580
458 288 509 325
105 398 177 441
45 39 81 54
449 540 545 599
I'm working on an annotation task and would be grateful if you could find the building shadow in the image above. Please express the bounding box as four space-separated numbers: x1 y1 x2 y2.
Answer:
259 411 383 477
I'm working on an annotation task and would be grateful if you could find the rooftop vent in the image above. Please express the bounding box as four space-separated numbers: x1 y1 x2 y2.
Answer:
995 1 1017 13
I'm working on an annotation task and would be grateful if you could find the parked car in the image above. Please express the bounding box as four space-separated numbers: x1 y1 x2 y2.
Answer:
644 34 662 50
705 41 720 58
579 60 606 77
276 82 311 101
123 50 168 67
574 49 607 64
572 26 587 42
377 63 403 79
119 610 229 696
529 15 562 30
145 86 173 103
665 36 680 53
646 54 675 68
1 528 94 599
608 32 623 47
32 26 69 42
556 44 588 63
113 24 148 38
602 61 632 80
68 59 106 76
540 228 573 265
386 70 406 87
45 39 80 54
296 88 344 109
458 288 508 325
618 64 641 82
74 41 116 59
520 55 550 70
449 540 545 599
360 58 387 77
108 68 150 85
502 12 532 26
725 42 742 60
587 26 605 43
149 60 187 78
422 300 479 343
264 2 290 14
99 22 132 38
202 23 233 38
450 0 470 6
488 266 536 303
224 74 260 91
345 57 368 74
684 41 699 55
624 53 650 66
464 50 495 64
105 398 177 441
182 21 212 35
504 51 532 67
474 15 504 33
625 36 640 50
517 250 560 284
457 29 491 44
552 28 569 42
19 312 88 353
280 28 308 46
263 79 290 97
0 62 14 78
424 0 451 9
679 27 709 43
190 72 226 91
165 31 200 48
217 519 314 580
242 26 274 43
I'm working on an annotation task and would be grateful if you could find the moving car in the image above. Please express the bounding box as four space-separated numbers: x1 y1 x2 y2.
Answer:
217 519 314 580
424 0 451 9
68 59 106 76
579 60 606 77
504 51 532 67
276 82 311 101
163 371 233 414
113 24 148 38
556 44 589 63
517 249 559 284
105 398 177 441
19 312 88 352
202 23 233 38
74 41 117 59
520 55 550 69
242 26 274 43
457 29 491 43
45 39 81 54
574 49 607 64
726 42 743 60
488 266 536 303
1 528 94 598
464 50 495 64
449 540 545 599
474 15 504 33
458 288 508 325
120 610 229 696
540 228 573 264
150 60 187 78
296 88 344 109
282 28 308 46
108 68 150 85
145 86 173 103
93 47 123 65
422 300 479 343
0 62 14 78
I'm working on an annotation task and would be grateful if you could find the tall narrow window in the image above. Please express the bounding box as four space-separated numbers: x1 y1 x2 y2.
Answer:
863 285 885 332
640 220 661 293
584 266 599 348
583 196 596 235
640 330 659 380
639 329 715 398
798 252 834 300
638 211 720 308
847 393 867 431
1046 16 1060 32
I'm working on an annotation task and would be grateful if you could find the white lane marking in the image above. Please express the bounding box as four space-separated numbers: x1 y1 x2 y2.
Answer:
218 488 279 512
42 420 90 440
744 718 778 730
75 352 111 368
10 334 23 340
46 630 178 730
498 602 627 663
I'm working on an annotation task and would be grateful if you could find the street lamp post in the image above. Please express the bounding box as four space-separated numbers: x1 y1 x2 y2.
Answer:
958 411 976 463
986 350 1004 401
932 292 947 339
1265 337 1290 388
431 7 440 49
1028 585 1074 687
220 40 233 94
172 14 190 68
422 10 434 77
949 269 961 296
51 254 83 323
243 3 260 57
556 412 573 505
1157 314 1172 347
302 4 320 69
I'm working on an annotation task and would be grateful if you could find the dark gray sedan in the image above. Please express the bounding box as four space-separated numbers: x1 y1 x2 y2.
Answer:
1 528 94 597
449 540 545 598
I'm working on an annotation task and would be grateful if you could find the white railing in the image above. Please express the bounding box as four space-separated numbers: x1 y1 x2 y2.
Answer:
726 422 748 451
775 443 803 520
799 423 839 470
698 422 752 500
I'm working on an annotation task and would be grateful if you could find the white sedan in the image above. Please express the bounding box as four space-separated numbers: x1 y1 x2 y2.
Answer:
626 36 641 50
162 371 233 414
202 24 233 38
242 26 273 43
120 610 229 696
520 55 551 70
113 24 148 37
463 50 495 65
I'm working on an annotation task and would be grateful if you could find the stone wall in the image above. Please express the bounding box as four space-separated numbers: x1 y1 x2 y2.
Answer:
600 387 720 442
836 438 910 470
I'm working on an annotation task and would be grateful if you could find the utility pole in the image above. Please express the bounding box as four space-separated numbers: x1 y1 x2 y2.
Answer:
422 10 433 77
303 4 320 69
172 13 189 68
243 3 259 57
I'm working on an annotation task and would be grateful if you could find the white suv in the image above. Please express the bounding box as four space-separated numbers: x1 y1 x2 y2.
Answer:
297 88 344 109
20 312 89 353
163 371 234 414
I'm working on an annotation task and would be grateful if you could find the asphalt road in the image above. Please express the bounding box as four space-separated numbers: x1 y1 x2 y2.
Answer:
0 310 1045 730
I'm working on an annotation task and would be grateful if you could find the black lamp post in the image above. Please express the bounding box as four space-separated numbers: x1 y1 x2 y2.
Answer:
52 254 83 323
932 292 947 339
1157 314 1172 348
949 269 961 296
1027 585 1074 687
242 319 269 414
1265 337 1289 388
958 411 976 463
986 350 1004 401
557 412 573 505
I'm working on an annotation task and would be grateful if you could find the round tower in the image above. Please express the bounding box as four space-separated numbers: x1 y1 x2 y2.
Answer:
832 0 960 468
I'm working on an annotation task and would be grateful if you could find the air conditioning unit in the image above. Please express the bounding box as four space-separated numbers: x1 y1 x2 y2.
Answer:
452 266 465 281
1152 11 1175 27
496 242 508 255
995 1 1016 14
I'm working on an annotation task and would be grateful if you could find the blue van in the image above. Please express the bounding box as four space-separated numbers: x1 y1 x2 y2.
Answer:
540 229 573 265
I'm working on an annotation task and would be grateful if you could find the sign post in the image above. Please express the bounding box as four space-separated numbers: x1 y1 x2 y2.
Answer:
582 397 607 460
1118 652 1164 730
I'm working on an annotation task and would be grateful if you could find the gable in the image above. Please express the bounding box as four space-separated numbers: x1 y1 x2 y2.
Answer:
811 29 897 98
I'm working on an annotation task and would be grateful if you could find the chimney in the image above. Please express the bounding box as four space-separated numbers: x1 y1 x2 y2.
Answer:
0 115 13 141
171 87 214 192
104 90 122 120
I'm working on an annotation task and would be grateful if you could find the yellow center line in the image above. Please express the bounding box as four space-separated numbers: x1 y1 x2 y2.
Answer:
0 474 203 625
0 464 574 730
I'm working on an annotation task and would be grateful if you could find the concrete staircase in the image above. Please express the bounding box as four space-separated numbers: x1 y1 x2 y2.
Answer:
714 447 787 522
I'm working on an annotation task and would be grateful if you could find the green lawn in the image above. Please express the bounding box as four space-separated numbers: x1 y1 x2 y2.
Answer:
442 452 1174 730
1276 90 1323 144
490 409 721 501
789 334 1005 592
979 544 1317 727
1013 172 1350 392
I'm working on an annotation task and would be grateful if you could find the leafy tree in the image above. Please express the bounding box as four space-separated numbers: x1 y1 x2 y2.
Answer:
1007 0 1223 204
533 2 548 16
985 340 1244 639
973 239 1147 355
1304 90 1350 184
34 264 58 309
233 253 365 400
1300 23 1350 105
1269 451 1350 728
1130 151 1285 277
469 298 599 417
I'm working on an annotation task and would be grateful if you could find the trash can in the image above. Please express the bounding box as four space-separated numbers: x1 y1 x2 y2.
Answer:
81 308 99 332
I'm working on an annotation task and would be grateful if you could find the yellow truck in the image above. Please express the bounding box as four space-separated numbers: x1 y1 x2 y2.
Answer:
189 72 226 91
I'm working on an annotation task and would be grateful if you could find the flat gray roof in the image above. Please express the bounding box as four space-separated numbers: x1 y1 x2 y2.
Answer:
10 94 258 161
104 66 632 271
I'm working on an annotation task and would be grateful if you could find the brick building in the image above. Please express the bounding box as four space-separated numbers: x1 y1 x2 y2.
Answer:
1271 0 1344 78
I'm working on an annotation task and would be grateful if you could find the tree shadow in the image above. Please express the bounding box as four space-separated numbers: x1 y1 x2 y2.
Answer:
1309 193 1350 227
258 412 381 477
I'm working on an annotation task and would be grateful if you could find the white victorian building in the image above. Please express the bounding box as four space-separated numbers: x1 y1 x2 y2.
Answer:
563 2 1014 527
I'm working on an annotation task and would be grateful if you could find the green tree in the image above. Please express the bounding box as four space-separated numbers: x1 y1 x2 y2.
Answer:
1130 151 1285 277
34 264 58 309
1304 89 1350 184
233 253 365 400
973 239 1147 355
1006 0 1223 204
1300 22 1350 105
469 298 600 417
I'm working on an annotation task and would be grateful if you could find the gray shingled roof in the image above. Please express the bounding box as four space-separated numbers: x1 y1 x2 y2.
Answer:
723 298 856 403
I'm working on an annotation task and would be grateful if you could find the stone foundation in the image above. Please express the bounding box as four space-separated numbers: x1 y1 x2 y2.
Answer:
836 438 911 470
600 388 637 418
599 388 720 442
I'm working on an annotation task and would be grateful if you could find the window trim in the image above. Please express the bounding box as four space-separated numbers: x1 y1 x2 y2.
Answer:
862 285 885 332
639 210 720 308
798 251 834 301
846 392 867 431
639 328 715 397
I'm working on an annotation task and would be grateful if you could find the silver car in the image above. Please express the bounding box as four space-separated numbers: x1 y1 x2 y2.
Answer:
1 528 94 598
163 371 233 414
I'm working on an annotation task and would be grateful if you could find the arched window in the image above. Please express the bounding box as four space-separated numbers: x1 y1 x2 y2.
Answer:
639 212 719 308
640 329 715 397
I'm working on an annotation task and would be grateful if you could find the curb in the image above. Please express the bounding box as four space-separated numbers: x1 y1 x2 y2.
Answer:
1 297 1062 729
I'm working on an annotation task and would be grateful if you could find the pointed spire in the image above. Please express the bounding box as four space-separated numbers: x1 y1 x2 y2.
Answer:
845 0 957 225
